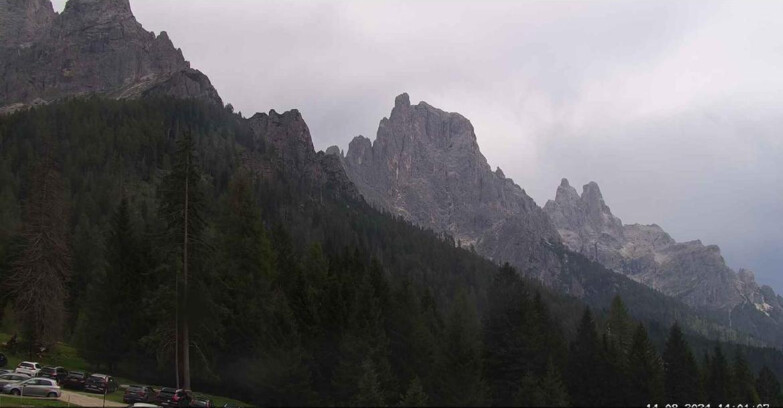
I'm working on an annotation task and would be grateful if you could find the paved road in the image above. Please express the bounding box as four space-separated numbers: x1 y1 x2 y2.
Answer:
59 390 126 407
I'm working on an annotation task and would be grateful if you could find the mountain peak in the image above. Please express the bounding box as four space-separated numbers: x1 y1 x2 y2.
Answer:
581 181 604 203
554 178 580 204
342 93 559 279
395 93 411 108
62 0 133 23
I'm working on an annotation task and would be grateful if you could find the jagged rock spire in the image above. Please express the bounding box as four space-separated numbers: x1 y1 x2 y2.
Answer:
341 93 559 279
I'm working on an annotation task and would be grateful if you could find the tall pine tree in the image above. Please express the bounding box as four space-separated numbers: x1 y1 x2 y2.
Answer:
627 323 664 405
733 351 760 404
756 366 780 405
663 322 701 403
567 308 605 406
436 289 485 406
706 345 733 404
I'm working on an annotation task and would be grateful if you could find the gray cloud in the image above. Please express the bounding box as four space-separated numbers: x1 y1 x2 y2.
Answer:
52 0 783 291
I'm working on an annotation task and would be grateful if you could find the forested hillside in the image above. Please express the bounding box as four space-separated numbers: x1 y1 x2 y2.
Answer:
0 98 781 406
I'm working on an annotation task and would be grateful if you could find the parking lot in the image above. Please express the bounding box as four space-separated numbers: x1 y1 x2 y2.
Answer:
0 335 245 408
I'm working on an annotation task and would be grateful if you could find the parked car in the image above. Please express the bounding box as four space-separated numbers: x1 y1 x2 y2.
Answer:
126 404 162 408
2 377 61 397
84 373 119 394
156 387 191 407
37 366 68 384
14 361 41 377
0 373 30 387
0 369 14 375
124 385 156 403
62 371 90 390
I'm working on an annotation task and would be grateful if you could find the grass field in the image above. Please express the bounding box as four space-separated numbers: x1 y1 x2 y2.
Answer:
0 333 249 407
0 394 70 407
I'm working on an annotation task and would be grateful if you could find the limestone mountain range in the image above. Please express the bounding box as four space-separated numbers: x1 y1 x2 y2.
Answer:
0 0 222 114
4 0 782 345
333 93 783 336
544 178 783 318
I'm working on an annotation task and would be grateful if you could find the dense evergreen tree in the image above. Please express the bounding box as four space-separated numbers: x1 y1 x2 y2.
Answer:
399 376 428 407
606 295 634 354
626 323 664 405
733 351 760 404
539 359 569 407
663 322 701 403
75 198 147 371
6 157 71 351
436 290 485 406
756 366 781 405
567 308 606 406
706 345 733 404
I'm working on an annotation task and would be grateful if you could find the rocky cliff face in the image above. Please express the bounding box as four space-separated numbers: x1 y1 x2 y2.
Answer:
334 93 561 280
0 0 56 48
544 178 783 315
0 0 221 113
247 110 358 199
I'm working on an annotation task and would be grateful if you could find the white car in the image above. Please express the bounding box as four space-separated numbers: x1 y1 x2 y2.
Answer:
2 377 61 397
14 361 41 377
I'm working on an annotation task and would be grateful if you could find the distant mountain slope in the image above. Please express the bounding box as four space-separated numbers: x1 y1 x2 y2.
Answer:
544 178 783 339
333 93 783 347
0 0 221 113
334 93 561 283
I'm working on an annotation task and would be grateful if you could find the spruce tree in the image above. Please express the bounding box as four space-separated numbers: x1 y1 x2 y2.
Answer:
540 359 569 407
733 351 760 404
355 358 385 407
7 157 71 352
566 308 605 406
436 289 485 406
663 322 701 403
514 372 545 407
756 366 780 405
627 323 664 405
399 376 428 407
483 264 534 405
707 346 733 404
606 295 633 354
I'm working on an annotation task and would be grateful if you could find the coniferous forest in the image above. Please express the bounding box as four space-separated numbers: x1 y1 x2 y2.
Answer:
1 97 783 406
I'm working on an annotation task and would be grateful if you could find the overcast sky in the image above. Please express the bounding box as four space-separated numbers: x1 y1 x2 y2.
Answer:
54 0 783 292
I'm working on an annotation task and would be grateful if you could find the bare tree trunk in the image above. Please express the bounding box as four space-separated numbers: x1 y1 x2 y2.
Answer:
181 153 191 391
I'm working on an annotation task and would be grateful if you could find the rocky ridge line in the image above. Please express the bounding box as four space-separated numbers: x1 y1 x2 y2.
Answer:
0 0 222 113
544 178 783 316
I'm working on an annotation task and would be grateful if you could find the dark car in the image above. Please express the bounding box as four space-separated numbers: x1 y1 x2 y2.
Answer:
156 387 191 408
124 385 156 403
62 371 90 390
84 374 118 394
37 366 68 384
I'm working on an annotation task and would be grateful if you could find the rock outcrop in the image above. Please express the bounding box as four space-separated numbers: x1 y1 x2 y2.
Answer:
247 110 358 199
334 93 560 280
544 178 783 315
0 0 56 48
0 0 221 113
